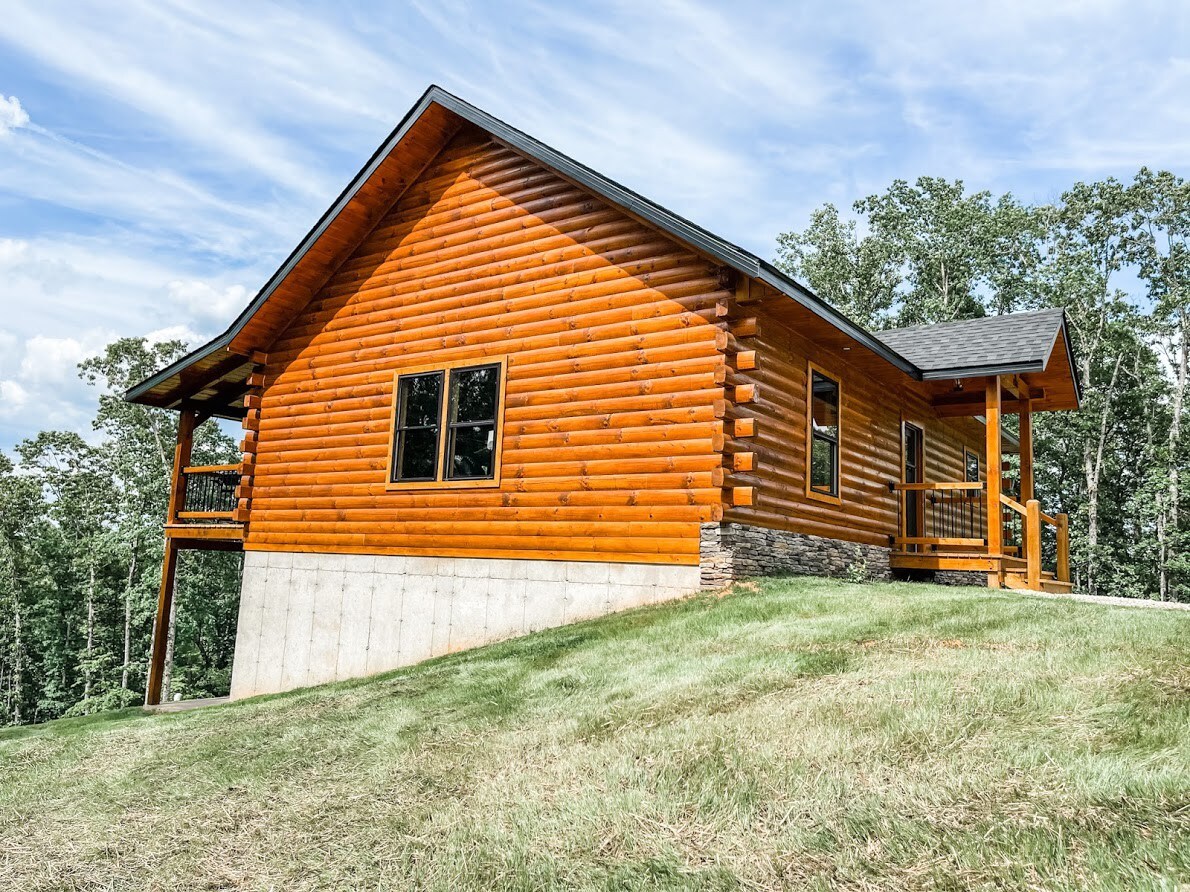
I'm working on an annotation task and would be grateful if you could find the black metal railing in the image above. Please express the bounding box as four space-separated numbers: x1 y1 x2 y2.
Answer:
1002 503 1022 554
180 467 239 518
891 482 987 549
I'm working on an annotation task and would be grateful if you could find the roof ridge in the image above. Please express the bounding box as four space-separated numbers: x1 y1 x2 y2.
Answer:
878 307 1063 337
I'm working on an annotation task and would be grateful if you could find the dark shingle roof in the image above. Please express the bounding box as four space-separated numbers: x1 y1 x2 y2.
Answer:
875 309 1068 379
124 85 1081 413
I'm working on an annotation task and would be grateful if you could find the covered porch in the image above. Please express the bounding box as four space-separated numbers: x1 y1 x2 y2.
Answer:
889 373 1071 592
874 310 1082 594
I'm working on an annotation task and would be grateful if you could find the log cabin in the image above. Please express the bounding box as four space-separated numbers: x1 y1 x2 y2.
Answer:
126 85 1081 704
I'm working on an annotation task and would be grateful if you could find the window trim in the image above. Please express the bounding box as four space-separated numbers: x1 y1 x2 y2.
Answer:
963 447 981 483
805 361 843 505
384 356 508 491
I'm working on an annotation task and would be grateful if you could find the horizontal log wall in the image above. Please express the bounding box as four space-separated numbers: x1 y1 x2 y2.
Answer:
246 129 727 565
724 303 987 547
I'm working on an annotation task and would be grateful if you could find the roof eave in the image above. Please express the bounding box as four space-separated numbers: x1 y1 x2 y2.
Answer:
918 360 1049 381
125 85 450 407
123 83 929 406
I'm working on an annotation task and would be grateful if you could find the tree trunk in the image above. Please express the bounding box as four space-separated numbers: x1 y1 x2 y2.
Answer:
161 590 178 702
84 563 96 701
121 545 137 690
1084 351 1125 596
1163 311 1188 600
12 597 22 726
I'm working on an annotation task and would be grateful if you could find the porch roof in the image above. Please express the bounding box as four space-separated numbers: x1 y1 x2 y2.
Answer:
878 309 1075 383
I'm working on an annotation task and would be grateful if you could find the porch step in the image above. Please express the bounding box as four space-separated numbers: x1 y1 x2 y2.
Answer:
1002 571 1075 594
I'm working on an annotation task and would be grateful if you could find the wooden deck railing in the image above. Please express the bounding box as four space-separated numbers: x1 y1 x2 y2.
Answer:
889 480 987 550
171 464 242 523
1000 494 1070 587
891 479 1070 589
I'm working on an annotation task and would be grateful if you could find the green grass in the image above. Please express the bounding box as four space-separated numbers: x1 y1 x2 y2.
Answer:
2 578 1188 891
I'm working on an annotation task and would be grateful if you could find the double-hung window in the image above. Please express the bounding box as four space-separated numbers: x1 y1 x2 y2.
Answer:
807 365 842 501
388 359 505 488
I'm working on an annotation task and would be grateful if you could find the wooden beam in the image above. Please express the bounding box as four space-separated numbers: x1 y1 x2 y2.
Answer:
166 409 197 525
732 417 756 437
985 376 1003 585
163 353 250 408
932 394 1036 417
1019 397 1034 504
728 317 759 338
145 540 178 706
1056 513 1070 583
729 350 757 371
1025 499 1042 590
732 383 757 403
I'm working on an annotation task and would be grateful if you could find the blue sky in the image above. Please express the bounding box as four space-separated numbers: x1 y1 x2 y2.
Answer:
0 1 1187 449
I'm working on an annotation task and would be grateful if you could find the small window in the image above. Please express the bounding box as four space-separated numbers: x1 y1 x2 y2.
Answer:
388 360 505 488
445 364 500 480
392 371 443 482
807 367 841 500
964 448 980 483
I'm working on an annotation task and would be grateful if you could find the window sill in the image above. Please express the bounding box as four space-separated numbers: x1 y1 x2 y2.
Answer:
385 477 502 492
805 488 843 506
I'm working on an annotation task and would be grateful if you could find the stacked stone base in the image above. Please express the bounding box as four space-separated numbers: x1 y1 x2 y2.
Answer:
700 522 891 589
931 569 989 587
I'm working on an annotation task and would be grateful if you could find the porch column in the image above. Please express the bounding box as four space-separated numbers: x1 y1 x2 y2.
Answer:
985 377 1002 587
146 408 197 706
145 542 179 706
1018 394 1034 504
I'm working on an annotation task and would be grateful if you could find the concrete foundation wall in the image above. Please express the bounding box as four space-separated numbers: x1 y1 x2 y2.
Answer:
699 522 891 587
229 551 700 700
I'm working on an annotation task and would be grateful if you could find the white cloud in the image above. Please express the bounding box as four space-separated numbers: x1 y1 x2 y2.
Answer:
144 324 203 346
166 281 247 324
17 334 107 385
0 380 30 417
0 94 28 135
0 330 107 440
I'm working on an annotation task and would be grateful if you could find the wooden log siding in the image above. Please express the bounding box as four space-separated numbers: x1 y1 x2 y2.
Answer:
246 130 728 564
723 300 989 548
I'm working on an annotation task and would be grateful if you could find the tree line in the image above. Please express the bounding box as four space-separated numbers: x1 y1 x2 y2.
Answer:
0 340 241 725
777 168 1188 601
0 167 1184 726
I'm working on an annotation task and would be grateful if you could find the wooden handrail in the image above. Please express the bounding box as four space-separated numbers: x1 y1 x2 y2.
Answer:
891 481 984 492
999 494 1027 516
1039 511 1058 527
183 463 242 474
893 536 985 547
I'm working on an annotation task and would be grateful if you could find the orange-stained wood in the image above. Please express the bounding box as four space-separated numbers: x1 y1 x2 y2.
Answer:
245 130 727 564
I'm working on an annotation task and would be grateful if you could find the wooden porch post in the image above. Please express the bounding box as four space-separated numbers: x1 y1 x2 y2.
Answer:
1056 513 1070 583
145 541 178 706
1025 499 1043 590
165 409 198 525
1019 395 1034 505
146 409 197 706
985 377 1003 588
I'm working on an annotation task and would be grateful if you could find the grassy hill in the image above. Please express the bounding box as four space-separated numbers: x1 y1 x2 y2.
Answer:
2 578 1187 891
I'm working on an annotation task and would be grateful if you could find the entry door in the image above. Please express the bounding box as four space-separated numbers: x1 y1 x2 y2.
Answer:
903 423 925 540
